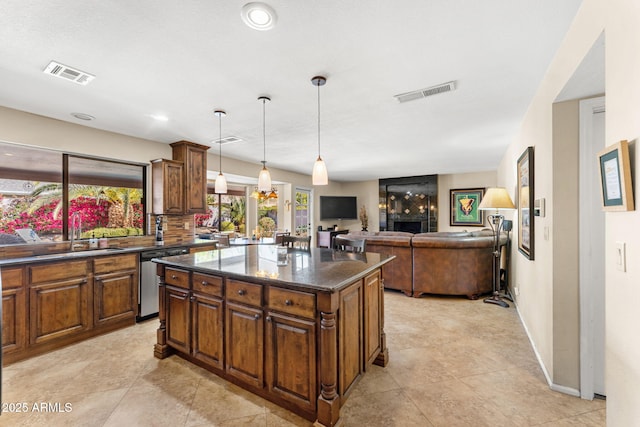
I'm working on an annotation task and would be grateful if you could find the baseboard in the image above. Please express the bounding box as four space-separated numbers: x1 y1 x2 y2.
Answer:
512 298 581 398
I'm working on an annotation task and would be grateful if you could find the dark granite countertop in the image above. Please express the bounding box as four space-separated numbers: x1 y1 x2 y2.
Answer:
153 245 395 293
0 239 217 267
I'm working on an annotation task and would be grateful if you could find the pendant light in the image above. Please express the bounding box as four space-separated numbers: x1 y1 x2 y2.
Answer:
311 76 328 185
214 110 228 194
257 96 272 192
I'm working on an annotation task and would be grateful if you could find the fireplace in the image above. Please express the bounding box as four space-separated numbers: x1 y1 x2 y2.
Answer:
393 221 422 234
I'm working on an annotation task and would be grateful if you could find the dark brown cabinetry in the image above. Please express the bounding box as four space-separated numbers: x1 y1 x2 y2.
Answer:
29 260 90 345
151 159 184 215
2 267 26 355
171 140 210 214
3 253 139 364
93 254 138 327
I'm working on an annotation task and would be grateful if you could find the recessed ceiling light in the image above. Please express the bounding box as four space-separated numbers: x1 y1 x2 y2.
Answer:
71 112 95 121
149 114 169 122
241 2 277 31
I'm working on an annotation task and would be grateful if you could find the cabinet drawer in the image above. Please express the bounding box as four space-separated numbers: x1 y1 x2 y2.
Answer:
94 254 137 274
1 267 24 290
192 272 223 297
165 267 190 289
268 287 315 319
226 279 262 307
29 260 88 284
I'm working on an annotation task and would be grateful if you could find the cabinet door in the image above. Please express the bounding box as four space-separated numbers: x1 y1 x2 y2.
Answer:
338 280 363 397
363 271 382 366
2 267 26 355
192 293 224 369
166 285 190 354
184 145 207 213
152 159 184 215
94 270 137 327
29 277 90 345
225 302 263 388
265 312 316 412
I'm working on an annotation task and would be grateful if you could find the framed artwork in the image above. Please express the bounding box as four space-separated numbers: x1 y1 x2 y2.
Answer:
450 188 485 226
517 146 534 260
597 140 635 212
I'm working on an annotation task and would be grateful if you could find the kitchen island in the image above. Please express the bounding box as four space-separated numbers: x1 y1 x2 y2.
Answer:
153 245 394 427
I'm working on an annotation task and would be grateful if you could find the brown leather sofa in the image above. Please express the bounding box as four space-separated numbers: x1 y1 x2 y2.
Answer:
345 230 505 299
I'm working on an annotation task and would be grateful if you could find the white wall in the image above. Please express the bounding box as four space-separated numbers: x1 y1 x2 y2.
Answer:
496 0 640 424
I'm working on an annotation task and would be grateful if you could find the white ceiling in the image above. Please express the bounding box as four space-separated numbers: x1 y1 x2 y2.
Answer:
0 1 584 182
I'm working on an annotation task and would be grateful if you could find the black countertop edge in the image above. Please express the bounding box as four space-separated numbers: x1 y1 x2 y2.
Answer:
0 239 217 267
153 252 396 293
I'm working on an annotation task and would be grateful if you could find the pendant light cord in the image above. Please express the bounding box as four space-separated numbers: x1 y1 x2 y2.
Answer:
263 98 266 164
218 113 222 172
317 81 321 157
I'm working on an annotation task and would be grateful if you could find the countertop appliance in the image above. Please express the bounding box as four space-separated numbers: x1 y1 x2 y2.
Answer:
138 246 188 321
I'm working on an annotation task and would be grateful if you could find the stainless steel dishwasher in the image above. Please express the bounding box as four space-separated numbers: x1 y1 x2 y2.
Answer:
138 247 189 321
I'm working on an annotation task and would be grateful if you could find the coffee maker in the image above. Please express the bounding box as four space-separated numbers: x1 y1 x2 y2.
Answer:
155 215 164 246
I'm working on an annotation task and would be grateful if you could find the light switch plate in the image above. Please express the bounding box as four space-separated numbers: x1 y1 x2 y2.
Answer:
616 241 626 272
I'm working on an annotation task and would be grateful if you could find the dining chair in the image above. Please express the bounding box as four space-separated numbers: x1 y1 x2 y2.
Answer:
333 236 366 253
275 231 291 245
282 235 312 252
213 233 230 248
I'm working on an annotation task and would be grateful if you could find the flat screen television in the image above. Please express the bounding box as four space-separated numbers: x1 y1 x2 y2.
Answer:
320 196 358 220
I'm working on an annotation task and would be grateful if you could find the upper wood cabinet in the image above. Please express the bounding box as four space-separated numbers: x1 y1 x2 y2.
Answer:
151 159 184 215
170 140 210 214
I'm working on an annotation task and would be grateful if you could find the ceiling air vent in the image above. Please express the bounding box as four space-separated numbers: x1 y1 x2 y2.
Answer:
212 136 243 145
43 61 95 85
394 81 456 103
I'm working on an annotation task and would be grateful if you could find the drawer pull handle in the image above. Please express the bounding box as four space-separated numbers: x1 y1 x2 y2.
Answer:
171 274 177 279
266 316 272 322
201 281 208 286
285 299 293 306
254 314 260 320
238 289 246 296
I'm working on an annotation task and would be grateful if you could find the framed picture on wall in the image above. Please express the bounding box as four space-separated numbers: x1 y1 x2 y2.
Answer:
450 188 485 226
597 140 635 212
517 146 534 260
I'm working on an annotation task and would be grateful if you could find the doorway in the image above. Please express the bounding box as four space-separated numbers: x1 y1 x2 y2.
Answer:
579 96 606 399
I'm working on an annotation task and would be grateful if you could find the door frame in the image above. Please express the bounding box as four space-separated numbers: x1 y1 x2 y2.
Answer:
578 96 606 399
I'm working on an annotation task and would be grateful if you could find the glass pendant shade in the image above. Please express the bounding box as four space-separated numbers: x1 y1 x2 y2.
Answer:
258 162 271 192
215 172 227 194
312 156 328 185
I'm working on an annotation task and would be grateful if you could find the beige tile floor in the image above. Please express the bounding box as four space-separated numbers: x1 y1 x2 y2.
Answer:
2 291 605 426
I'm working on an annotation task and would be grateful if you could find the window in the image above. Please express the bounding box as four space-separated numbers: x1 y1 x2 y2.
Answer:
0 141 146 244
295 188 310 236
196 188 246 236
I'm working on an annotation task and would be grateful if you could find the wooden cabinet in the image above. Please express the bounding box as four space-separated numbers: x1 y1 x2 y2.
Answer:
93 254 138 327
171 140 210 214
266 287 317 412
225 279 264 388
151 159 184 215
28 260 90 345
338 280 363 397
189 244 216 254
2 267 26 355
3 252 139 364
363 271 382 366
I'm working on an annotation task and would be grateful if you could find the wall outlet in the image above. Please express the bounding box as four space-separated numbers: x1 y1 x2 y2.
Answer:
184 222 189 230
514 286 520 296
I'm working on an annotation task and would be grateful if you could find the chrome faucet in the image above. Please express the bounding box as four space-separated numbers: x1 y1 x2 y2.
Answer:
70 212 83 251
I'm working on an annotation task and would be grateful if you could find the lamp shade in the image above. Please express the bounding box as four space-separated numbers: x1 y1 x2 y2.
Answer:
478 187 515 210
257 164 272 192
312 156 328 185
214 172 227 194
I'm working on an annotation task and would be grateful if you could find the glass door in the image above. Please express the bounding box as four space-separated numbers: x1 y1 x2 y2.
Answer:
294 188 310 236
